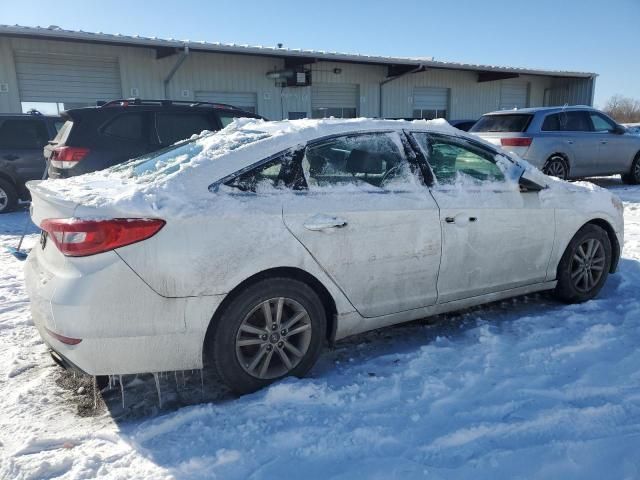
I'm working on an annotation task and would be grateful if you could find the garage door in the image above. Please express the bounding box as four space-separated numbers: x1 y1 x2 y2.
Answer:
194 91 257 113
413 87 449 119
14 52 122 106
311 83 359 118
500 80 528 110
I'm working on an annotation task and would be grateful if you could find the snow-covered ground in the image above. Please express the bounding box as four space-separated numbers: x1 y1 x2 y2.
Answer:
1 178 640 480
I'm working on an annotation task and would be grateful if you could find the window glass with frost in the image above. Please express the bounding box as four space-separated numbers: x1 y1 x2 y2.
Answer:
302 132 419 190
412 132 509 186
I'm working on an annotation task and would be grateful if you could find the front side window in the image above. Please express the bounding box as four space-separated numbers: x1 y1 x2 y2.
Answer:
0 119 49 148
156 112 213 145
412 133 505 185
303 132 416 190
589 112 616 132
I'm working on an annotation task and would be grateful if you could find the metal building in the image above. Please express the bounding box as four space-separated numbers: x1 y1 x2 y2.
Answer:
0 25 597 120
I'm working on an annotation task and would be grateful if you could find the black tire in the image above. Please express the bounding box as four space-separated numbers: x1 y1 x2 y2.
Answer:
543 155 569 180
208 277 326 395
621 153 640 185
0 178 18 214
553 224 611 303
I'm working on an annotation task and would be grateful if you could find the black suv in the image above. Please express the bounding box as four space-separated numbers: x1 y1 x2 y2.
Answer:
45 99 264 179
0 112 62 213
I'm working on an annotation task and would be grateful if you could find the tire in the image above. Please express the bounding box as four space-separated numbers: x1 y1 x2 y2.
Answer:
621 153 640 185
0 178 18 214
208 277 326 394
553 224 611 303
543 155 569 180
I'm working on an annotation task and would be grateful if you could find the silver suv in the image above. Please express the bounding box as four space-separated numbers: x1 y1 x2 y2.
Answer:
470 106 640 183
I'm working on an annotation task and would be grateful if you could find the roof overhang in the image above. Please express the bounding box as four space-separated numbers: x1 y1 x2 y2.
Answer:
0 24 597 79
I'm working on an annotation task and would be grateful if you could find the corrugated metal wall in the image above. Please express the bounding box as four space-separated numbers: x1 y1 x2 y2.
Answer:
0 36 595 119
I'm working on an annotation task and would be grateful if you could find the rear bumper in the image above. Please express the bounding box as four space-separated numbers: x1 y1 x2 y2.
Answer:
24 246 224 376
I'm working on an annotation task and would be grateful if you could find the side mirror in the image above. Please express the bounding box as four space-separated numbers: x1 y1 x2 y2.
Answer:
613 124 627 135
519 169 547 192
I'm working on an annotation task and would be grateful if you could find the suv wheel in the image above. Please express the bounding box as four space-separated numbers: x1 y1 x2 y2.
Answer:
543 155 569 180
0 178 18 214
553 224 611 303
621 153 640 185
208 277 326 394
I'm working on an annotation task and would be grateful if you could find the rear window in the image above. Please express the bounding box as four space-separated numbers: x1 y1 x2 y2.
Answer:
115 128 271 179
156 112 214 145
470 114 533 133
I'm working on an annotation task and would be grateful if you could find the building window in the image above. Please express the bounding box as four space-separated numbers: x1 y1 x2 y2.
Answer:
311 107 357 119
413 109 447 120
288 112 307 120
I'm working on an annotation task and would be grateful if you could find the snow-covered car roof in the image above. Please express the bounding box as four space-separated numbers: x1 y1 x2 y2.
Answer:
31 118 481 214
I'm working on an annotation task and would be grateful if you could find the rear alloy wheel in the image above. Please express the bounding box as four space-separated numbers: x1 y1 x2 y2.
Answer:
0 178 18 214
543 155 569 180
209 278 326 394
553 224 611 303
621 154 640 185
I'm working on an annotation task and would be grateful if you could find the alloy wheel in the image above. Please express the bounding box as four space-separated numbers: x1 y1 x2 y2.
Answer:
0 187 7 211
570 238 606 293
235 297 313 379
544 157 568 179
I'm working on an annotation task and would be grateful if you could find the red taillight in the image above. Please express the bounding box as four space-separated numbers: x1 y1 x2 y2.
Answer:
40 218 165 257
50 146 90 169
500 137 533 147
45 327 82 345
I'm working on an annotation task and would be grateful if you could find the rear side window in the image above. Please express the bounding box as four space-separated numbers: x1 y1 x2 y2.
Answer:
156 112 214 145
541 111 591 132
470 114 532 133
224 149 304 192
0 119 49 148
103 113 145 140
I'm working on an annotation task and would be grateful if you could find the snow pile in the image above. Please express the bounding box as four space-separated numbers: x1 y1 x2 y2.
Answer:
1 178 640 479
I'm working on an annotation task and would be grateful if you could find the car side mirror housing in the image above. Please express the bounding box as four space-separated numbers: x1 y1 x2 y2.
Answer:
519 170 547 192
613 124 627 135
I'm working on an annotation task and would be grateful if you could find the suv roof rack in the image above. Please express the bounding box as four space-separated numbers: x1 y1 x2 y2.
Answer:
98 98 243 110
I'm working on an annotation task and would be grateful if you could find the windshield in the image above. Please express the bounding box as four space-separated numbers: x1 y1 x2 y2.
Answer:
470 114 533 133
111 128 271 179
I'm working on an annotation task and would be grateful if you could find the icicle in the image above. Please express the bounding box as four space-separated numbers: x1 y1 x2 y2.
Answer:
153 373 163 408
93 376 98 409
181 370 186 387
174 371 179 389
119 375 125 409
200 369 204 398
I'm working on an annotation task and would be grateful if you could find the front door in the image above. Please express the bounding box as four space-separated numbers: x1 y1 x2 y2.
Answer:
283 131 442 318
411 132 555 303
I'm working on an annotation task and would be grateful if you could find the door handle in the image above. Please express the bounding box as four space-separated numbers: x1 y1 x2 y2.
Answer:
2 154 19 161
469 217 477 222
445 217 455 224
445 216 477 225
567 140 574 144
600 141 608 145
303 214 348 231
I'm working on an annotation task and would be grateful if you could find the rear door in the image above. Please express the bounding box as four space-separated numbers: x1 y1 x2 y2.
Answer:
411 132 555 303
283 131 442 318
0 117 50 184
555 110 600 177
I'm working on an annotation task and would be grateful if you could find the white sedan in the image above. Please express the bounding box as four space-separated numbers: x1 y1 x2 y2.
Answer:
24 119 624 394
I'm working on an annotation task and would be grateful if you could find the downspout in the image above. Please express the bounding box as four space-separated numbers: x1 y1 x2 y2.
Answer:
163 45 189 100
378 64 425 118
588 74 597 107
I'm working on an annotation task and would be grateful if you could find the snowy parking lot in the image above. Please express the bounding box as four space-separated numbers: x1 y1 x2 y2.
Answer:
1 177 639 480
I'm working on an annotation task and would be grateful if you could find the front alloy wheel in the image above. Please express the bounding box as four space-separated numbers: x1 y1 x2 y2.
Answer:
543 156 569 180
553 224 611 303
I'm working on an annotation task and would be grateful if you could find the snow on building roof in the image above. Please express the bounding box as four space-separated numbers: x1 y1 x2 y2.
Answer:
0 24 596 79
